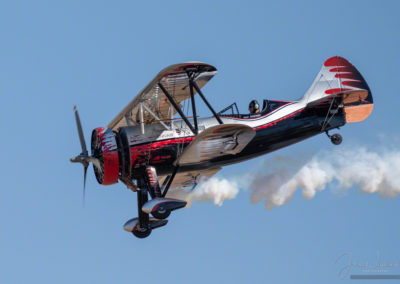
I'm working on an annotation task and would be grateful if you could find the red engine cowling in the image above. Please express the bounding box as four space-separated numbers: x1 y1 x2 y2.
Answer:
91 127 119 185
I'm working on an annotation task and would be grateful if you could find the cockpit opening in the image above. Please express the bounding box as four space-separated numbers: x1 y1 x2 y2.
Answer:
218 99 291 119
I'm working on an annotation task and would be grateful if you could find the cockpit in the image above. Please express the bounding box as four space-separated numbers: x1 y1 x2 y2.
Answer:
218 99 290 119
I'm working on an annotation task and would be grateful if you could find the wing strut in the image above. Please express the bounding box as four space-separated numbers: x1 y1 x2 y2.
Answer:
189 75 198 135
191 80 223 125
161 165 179 197
158 73 223 136
158 83 197 135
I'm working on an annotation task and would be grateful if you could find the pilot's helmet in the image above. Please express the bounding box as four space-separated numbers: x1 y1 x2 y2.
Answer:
249 100 260 113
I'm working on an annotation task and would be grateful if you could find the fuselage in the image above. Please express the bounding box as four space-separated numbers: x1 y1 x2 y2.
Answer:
86 56 372 187
116 99 345 179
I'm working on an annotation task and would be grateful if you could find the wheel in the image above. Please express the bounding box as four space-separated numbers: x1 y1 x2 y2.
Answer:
330 133 342 145
151 209 171 220
132 227 152 238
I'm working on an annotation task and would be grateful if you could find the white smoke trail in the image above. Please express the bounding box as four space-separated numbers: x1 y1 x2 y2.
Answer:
168 177 239 207
250 147 400 209
168 147 400 209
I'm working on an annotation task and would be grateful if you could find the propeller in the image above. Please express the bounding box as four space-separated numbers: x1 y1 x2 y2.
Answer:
70 105 100 205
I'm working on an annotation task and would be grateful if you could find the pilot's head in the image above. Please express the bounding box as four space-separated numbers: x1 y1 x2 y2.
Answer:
249 100 260 114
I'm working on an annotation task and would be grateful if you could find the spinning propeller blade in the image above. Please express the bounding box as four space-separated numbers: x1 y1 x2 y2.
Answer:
71 105 95 206
83 164 88 206
74 105 88 156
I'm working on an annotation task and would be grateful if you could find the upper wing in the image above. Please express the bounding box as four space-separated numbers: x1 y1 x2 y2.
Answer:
175 124 256 166
108 62 217 131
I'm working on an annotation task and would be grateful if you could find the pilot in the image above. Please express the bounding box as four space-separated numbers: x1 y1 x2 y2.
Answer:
248 100 260 114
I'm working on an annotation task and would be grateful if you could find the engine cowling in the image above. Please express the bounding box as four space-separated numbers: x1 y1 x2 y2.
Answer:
91 127 119 185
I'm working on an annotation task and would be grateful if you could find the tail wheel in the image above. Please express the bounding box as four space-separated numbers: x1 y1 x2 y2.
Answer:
330 133 343 145
132 227 152 239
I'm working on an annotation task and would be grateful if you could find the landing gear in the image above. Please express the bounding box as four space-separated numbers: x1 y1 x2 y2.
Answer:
320 97 344 146
123 166 186 239
330 133 342 145
123 217 167 238
326 131 342 145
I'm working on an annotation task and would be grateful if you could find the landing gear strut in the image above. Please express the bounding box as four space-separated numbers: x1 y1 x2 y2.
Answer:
145 167 171 220
134 176 152 238
320 96 344 146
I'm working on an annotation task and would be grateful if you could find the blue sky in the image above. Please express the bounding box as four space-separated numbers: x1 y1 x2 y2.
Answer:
1 1 399 283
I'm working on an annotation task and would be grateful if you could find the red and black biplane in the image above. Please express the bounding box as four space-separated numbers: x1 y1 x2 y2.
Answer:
71 56 373 238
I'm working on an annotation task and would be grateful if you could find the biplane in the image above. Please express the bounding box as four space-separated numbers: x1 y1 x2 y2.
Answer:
71 56 373 238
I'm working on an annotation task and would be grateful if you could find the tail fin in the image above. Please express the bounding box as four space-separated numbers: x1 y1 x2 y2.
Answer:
302 56 373 123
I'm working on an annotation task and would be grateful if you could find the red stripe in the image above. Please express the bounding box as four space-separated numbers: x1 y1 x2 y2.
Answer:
325 88 352 95
130 137 195 167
